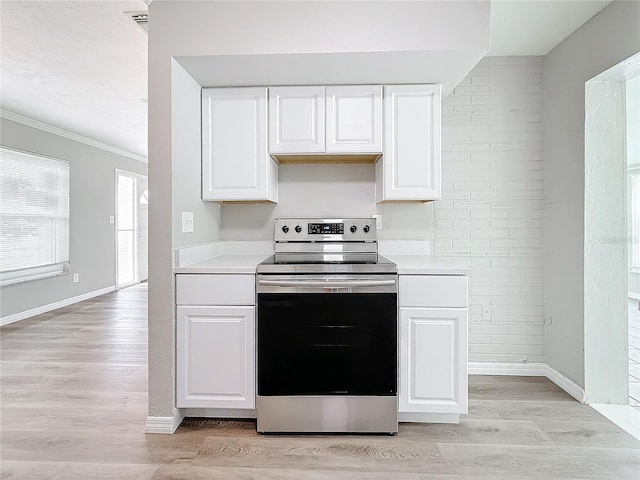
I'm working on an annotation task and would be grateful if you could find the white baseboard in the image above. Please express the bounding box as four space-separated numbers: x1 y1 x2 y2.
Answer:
145 408 184 434
591 403 640 440
544 364 587 403
469 362 547 376
1 286 115 327
469 362 587 404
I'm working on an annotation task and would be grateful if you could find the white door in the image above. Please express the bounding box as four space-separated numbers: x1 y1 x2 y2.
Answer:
176 306 256 409
399 307 468 414
115 171 147 289
269 86 325 153
326 85 382 153
116 171 137 289
378 84 441 201
138 182 149 282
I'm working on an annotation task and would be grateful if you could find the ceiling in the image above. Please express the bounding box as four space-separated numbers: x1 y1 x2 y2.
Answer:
0 0 614 161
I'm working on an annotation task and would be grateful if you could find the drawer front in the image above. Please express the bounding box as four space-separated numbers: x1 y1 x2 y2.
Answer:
399 275 467 308
176 274 255 306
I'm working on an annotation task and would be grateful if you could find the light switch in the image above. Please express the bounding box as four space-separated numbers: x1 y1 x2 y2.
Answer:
372 214 382 230
109 216 115 224
181 212 194 233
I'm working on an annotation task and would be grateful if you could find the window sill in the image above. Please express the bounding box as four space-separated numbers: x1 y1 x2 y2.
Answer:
0 263 69 287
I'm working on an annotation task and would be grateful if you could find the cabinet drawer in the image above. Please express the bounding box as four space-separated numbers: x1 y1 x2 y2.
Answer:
176 274 255 306
399 275 467 308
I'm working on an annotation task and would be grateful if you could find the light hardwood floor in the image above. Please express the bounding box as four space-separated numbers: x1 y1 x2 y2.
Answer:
1 284 638 479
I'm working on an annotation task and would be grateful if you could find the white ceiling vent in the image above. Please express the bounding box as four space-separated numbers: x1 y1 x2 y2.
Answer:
125 11 148 34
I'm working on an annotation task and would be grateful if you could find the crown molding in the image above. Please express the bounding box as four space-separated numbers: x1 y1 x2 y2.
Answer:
0 109 147 164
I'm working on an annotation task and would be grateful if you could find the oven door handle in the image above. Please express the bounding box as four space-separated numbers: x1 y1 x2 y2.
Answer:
257 279 396 288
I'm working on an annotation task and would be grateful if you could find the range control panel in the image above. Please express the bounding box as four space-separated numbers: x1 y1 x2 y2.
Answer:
308 223 344 235
274 218 377 242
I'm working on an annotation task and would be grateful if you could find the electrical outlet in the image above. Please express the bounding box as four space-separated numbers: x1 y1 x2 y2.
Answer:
73 273 79 283
372 214 382 230
181 212 194 233
109 216 115 224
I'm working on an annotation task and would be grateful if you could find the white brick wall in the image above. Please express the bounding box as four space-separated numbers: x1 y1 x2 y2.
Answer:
435 56 545 363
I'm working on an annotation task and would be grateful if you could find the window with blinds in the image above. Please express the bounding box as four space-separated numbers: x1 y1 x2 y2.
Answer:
0 147 70 286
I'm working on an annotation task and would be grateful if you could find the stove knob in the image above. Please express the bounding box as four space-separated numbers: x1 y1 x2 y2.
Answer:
282 225 289 233
295 225 302 233
363 225 370 233
350 225 357 233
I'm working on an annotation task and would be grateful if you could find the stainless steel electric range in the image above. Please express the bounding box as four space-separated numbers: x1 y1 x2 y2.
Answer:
256 218 398 434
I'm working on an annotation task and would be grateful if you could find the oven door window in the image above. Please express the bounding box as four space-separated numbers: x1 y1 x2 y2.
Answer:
258 293 397 396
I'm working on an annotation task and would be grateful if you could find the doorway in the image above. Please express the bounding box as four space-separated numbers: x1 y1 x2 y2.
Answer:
115 170 148 289
584 53 640 406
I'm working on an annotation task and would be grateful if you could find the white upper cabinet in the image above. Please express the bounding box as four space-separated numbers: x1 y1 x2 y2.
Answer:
376 84 441 202
269 86 325 154
325 86 382 153
202 87 277 202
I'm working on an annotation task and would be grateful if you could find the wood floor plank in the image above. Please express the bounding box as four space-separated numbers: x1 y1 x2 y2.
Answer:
2 283 638 479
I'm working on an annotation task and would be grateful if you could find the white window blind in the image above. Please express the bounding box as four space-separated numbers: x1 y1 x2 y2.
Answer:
0 147 70 286
632 172 640 272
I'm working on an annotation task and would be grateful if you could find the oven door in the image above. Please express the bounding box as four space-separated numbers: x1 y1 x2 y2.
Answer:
257 274 397 397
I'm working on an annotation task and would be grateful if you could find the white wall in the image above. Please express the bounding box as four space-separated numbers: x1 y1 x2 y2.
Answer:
220 164 433 241
628 76 640 298
0 117 148 319
434 56 545 364
148 0 490 420
543 0 640 389
584 79 628 403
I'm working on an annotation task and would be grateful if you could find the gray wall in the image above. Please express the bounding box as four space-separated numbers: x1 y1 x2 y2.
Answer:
0 118 148 318
171 59 221 248
543 0 640 388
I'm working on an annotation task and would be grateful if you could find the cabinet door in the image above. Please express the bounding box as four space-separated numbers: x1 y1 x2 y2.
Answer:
177 306 255 409
326 85 382 153
399 307 467 414
269 86 325 153
202 87 277 202
377 85 441 202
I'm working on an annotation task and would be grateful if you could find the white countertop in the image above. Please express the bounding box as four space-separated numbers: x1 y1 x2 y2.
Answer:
175 253 470 275
384 255 471 275
174 254 270 274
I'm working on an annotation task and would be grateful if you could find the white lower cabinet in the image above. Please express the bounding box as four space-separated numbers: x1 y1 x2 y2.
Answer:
176 305 255 409
399 307 467 414
398 274 468 421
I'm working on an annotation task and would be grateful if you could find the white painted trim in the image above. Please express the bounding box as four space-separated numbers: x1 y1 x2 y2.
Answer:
1 286 115 326
591 404 640 440
629 292 640 301
470 362 586 403
469 362 547 376
0 109 147 164
145 409 184 434
545 364 587 403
